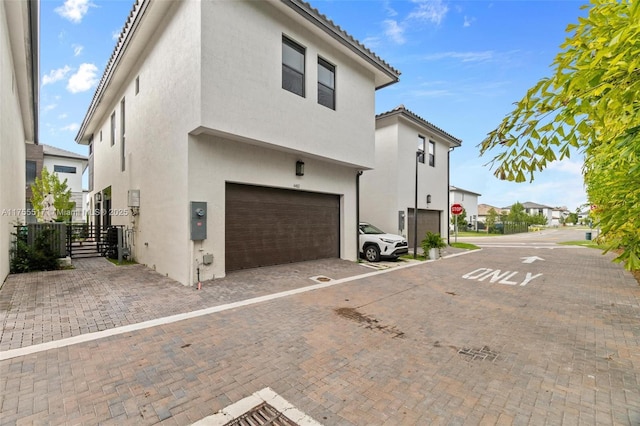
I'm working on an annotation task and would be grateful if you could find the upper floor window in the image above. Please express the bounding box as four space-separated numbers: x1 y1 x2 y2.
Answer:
54 165 76 174
417 136 425 163
317 58 335 109
428 140 435 166
110 112 116 146
121 98 126 172
26 161 36 185
282 36 305 97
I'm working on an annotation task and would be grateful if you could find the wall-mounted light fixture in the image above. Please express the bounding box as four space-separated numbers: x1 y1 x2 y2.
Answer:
95 192 102 202
426 194 432 205
296 161 305 176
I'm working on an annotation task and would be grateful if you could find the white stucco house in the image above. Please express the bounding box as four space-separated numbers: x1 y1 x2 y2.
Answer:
359 105 462 248
75 0 399 286
449 185 481 230
42 145 88 222
522 201 554 225
1 0 39 282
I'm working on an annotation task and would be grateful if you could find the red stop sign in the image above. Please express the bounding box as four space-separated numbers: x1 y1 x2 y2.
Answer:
451 203 463 215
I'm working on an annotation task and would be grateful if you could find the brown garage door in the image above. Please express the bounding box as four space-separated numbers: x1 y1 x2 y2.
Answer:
407 208 441 249
225 183 340 271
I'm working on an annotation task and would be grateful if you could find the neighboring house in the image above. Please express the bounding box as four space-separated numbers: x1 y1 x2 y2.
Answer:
477 203 508 224
522 201 554 224
551 206 570 226
449 185 481 229
1 0 39 282
75 0 399 286
359 105 462 248
42 145 88 222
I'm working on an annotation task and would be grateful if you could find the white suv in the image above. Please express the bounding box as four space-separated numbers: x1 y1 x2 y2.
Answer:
359 222 408 262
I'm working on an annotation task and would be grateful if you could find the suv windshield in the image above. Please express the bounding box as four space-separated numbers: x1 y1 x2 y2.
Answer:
360 223 384 234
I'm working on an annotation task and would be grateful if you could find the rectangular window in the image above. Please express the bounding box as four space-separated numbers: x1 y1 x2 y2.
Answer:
428 140 435 167
282 36 305 97
135 76 140 95
318 58 335 109
54 165 77 174
26 160 36 185
100 130 102 142
110 112 116 146
120 98 126 171
417 136 425 163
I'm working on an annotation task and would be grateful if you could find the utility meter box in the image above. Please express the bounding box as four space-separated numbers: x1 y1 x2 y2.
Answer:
190 201 207 240
398 210 405 232
128 189 140 207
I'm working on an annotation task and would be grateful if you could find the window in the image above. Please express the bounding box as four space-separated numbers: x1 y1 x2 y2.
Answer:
282 36 305 97
318 58 335 109
26 161 36 185
100 130 102 142
110 112 116 146
135 76 140 95
54 165 76 174
89 142 93 155
417 136 425 163
120 98 126 171
428 140 435 166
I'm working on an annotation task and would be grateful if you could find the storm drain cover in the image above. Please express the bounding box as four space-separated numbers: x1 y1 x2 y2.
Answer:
224 402 298 426
457 346 498 362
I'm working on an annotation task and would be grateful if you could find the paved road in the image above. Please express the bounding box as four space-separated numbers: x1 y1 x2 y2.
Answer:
1 230 639 425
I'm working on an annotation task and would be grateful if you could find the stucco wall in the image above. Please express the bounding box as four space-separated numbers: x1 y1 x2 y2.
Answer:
0 1 27 283
200 0 376 169
361 114 452 239
89 1 200 285
187 134 359 283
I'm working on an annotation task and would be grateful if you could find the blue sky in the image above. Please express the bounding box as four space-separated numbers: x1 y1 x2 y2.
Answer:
39 0 589 211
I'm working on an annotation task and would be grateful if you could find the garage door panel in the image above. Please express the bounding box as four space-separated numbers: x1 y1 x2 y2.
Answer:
407 208 441 249
226 184 339 271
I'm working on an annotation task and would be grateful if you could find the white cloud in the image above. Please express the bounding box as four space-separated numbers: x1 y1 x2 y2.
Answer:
408 0 449 25
463 16 475 27
55 0 92 23
58 113 68 119
42 66 72 86
73 44 84 56
112 30 121 41
423 51 495 63
547 158 584 176
383 20 406 45
383 0 398 17
61 123 80 132
43 104 57 113
67 63 99 93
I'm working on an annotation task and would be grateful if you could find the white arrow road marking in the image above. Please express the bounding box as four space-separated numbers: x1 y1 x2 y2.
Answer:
521 256 545 264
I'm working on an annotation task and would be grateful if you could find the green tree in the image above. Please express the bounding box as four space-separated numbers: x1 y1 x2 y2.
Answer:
507 202 528 223
486 208 498 233
479 0 640 270
31 167 75 223
450 208 468 230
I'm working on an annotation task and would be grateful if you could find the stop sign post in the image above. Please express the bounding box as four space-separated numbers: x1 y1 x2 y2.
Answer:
451 203 463 242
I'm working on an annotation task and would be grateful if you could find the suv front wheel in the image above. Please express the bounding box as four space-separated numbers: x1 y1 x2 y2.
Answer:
364 245 381 262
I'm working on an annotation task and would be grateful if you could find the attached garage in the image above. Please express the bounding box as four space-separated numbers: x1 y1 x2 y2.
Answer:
407 208 441 249
225 183 340 271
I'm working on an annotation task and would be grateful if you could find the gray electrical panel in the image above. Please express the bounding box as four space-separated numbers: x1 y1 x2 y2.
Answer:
398 210 405 232
190 201 207 240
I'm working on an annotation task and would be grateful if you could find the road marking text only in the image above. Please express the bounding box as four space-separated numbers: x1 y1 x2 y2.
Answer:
462 268 543 286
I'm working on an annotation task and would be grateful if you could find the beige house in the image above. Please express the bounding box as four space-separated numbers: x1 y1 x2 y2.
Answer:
75 0 399 286
1 0 39 282
360 106 462 248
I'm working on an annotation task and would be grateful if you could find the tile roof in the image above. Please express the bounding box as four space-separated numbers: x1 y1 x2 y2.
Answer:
377 105 462 145
42 144 87 160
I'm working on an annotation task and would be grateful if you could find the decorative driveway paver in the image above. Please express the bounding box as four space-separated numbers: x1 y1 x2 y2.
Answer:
1 241 639 425
0 258 373 351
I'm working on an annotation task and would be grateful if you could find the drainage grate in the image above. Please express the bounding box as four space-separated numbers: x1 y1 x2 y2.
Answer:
457 346 498 362
223 402 298 426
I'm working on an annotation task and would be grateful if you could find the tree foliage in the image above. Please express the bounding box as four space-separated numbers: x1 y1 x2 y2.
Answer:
479 0 640 270
31 167 75 223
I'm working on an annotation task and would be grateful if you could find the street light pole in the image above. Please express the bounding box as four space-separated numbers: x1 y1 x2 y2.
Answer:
414 151 419 259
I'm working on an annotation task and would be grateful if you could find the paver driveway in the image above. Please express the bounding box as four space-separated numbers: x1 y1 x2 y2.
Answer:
0 239 639 425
